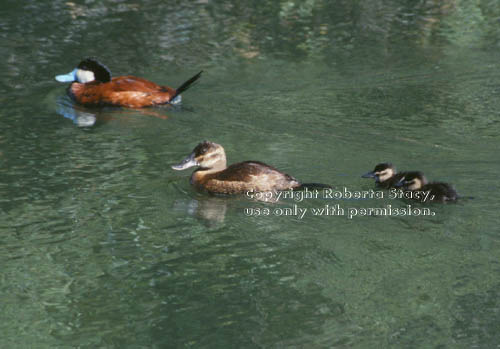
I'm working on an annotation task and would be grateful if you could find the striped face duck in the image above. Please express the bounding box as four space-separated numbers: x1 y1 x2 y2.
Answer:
172 141 329 194
362 163 408 189
55 58 202 108
397 171 458 202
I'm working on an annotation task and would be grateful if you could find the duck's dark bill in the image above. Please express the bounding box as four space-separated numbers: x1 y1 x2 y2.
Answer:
394 177 406 187
172 153 198 170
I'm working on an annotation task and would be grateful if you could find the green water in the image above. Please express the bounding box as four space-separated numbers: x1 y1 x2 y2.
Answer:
2 1 500 347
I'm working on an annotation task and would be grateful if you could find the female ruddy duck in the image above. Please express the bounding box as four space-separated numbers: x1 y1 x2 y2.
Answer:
172 141 330 194
362 163 408 189
55 58 202 108
397 171 458 202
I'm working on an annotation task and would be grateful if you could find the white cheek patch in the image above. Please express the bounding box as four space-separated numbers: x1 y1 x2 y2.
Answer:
414 178 423 190
76 69 95 83
378 170 390 181
408 180 420 190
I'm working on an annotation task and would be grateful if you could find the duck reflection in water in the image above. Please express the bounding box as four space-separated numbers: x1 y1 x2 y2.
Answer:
56 96 98 127
173 196 228 226
56 96 170 127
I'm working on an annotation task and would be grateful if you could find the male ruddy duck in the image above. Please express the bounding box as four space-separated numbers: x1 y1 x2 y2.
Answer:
397 171 458 203
172 141 330 194
55 58 202 108
362 163 408 189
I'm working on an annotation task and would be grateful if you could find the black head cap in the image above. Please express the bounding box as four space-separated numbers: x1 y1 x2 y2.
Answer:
77 58 111 83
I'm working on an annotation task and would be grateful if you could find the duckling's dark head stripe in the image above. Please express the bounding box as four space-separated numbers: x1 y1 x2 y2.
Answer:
403 171 425 181
374 163 394 172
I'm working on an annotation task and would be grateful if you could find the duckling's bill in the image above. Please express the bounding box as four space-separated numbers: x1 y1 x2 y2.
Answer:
361 171 376 178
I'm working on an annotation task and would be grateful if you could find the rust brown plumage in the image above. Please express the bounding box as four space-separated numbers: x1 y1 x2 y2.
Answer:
56 58 202 108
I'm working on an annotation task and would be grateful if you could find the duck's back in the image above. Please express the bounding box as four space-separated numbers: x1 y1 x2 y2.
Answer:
194 161 301 194
69 76 175 108
423 182 458 202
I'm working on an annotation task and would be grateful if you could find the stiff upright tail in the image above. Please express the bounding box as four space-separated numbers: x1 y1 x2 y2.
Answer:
169 71 203 103
296 183 332 190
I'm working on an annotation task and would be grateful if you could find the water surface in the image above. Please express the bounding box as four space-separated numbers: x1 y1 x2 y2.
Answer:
1 1 500 347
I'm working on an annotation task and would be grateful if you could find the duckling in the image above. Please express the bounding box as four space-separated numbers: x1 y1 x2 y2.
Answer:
362 163 407 189
397 171 458 203
171 141 330 194
55 58 202 108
